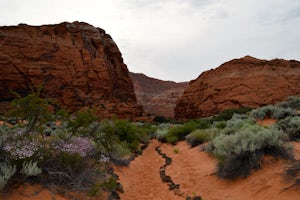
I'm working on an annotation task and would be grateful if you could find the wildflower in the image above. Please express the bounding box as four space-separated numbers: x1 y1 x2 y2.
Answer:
53 137 94 157
3 139 40 160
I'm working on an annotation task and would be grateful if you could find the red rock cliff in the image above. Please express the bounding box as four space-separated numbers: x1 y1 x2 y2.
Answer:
175 56 300 119
130 72 187 118
0 22 143 119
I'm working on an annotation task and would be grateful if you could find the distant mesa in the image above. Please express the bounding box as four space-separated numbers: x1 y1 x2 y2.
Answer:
0 21 143 119
130 72 188 118
175 56 300 119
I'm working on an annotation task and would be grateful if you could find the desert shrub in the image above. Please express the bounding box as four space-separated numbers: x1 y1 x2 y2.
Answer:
284 160 300 189
250 105 296 120
212 107 253 122
173 148 179 154
2 129 43 165
219 114 255 135
275 116 300 140
165 121 199 144
68 109 99 136
207 124 292 179
277 96 300 110
212 121 227 129
0 162 16 190
131 122 154 143
21 161 42 177
113 120 141 151
155 128 169 142
272 107 296 119
185 128 218 147
109 142 132 166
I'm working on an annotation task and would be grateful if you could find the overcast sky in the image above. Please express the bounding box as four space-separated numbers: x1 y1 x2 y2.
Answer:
1 0 300 82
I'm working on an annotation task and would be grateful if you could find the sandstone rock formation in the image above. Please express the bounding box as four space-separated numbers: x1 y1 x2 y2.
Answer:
0 22 143 119
175 56 300 119
130 72 188 118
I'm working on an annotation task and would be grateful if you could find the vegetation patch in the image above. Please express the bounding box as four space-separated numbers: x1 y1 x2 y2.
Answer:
212 107 252 122
185 128 217 147
0 88 153 198
206 123 292 179
275 116 300 141
250 105 296 120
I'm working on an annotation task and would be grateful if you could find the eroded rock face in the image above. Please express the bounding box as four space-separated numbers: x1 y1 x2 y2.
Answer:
0 22 143 119
130 72 188 118
175 56 300 119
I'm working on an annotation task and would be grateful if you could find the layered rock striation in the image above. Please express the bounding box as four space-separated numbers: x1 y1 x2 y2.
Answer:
175 56 300 119
0 22 143 118
130 72 187 118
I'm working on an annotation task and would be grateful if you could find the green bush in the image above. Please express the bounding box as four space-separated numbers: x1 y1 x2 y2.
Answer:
68 109 99 136
21 161 42 177
275 116 300 140
109 142 132 165
185 128 217 147
207 124 292 179
250 105 296 120
0 162 16 190
113 120 141 151
219 114 255 135
277 96 300 110
284 160 300 189
165 121 198 144
212 107 253 122
155 128 169 142
212 121 227 129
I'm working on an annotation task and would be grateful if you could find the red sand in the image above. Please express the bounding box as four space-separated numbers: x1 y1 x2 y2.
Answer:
0 184 67 200
161 141 300 200
115 140 182 200
116 140 300 200
256 118 277 126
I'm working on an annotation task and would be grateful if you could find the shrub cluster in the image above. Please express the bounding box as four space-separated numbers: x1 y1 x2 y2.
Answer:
275 116 300 140
206 123 292 179
284 160 300 189
212 107 252 122
0 89 153 197
250 105 296 120
185 128 217 147
276 96 300 110
165 121 198 144
156 119 212 145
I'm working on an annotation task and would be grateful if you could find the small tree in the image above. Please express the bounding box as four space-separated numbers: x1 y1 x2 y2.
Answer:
8 86 53 133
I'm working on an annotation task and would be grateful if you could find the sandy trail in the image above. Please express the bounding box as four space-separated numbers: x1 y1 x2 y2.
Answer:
115 140 183 200
161 141 300 200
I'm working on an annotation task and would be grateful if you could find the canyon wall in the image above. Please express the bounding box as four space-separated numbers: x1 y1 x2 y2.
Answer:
175 56 300 119
0 22 143 119
130 72 187 118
